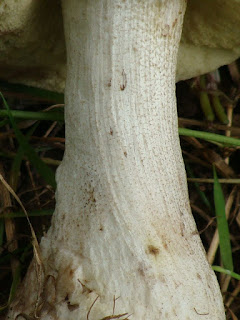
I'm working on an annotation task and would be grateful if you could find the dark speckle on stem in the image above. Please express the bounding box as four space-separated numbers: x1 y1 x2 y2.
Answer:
147 245 160 256
120 69 127 90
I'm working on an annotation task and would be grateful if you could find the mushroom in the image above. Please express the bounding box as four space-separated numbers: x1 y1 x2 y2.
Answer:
177 0 240 81
0 0 65 92
2 0 239 319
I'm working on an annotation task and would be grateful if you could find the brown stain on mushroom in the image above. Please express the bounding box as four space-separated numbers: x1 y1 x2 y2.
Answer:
180 222 185 237
77 279 93 295
161 24 170 37
147 245 160 256
85 185 96 208
196 273 202 280
172 18 178 28
67 303 79 311
55 265 76 298
138 267 145 277
194 308 209 316
162 239 169 250
120 69 127 90
124 151 127 158
88 188 96 203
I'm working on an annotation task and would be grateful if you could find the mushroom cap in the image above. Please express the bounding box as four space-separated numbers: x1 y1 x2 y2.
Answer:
177 0 240 81
0 0 239 90
0 0 66 92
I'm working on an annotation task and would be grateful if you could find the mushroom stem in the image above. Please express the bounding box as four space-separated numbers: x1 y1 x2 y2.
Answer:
8 0 225 319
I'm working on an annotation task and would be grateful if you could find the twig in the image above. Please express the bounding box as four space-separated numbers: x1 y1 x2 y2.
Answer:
100 313 129 320
0 164 18 273
87 296 99 320
188 178 240 184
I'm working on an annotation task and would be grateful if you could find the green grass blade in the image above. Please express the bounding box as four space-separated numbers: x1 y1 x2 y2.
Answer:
10 122 39 191
0 209 54 219
199 75 215 121
179 128 240 147
0 110 64 122
0 92 56 189
212 265 240 281
7 264 21 305
0 118 9 127
211 95 229 125
0 303 8 312
213 166 233 271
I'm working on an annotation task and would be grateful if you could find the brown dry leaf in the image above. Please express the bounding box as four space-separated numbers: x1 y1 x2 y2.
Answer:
203 149 235 178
